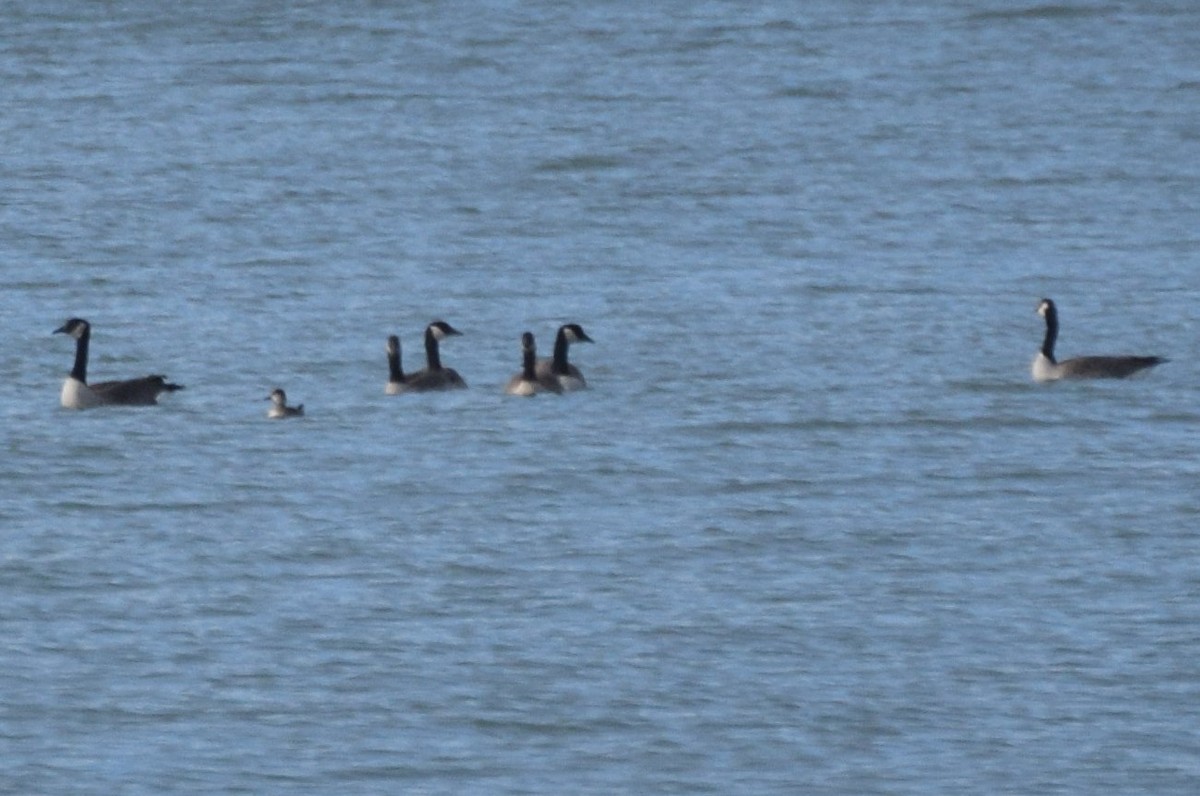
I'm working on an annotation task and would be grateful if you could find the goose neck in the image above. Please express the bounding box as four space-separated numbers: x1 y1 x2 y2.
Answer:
1041 306 1058 362
522 344 537 380
71 325 90 383
388 339 404 382
552 328 571 375
424 326 443 370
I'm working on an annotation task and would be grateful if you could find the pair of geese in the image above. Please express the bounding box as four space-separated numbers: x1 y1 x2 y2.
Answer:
54 317 594 416
384 320 592 398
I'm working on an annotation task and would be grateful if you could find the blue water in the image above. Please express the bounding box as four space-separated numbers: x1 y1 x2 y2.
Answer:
3 2 1200 793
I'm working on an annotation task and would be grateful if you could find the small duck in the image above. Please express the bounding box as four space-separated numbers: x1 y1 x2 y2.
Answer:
266 388 304 419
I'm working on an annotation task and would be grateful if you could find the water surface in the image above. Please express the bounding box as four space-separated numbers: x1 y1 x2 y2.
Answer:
3 2 1200 793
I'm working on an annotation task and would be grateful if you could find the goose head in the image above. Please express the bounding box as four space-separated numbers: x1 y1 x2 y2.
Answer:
428 320 462 341
54 318 91 339
560 323 593 344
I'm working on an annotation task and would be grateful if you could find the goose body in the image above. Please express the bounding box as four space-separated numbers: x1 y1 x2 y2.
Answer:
385 335 408 395
1032 298 1164 382
54 318 183 409
534 323 593 392
506 332 561 397
267 388 304 418
403 321 467 392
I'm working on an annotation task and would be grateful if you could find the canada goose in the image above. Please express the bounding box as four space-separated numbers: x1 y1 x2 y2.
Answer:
1032 298 1165 381
53 317 184 409
266 388 304 418
506 332 562 396
385 335 408 394
535 323 593 392
402 320 467 391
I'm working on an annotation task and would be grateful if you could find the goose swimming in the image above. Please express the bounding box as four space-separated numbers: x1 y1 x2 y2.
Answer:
535 323 593 392
506 332 561 396
402 320 467 392
53 317 183 409
1032 298 1164 381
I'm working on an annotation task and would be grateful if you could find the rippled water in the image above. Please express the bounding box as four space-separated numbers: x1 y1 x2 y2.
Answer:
3 1 1200 793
